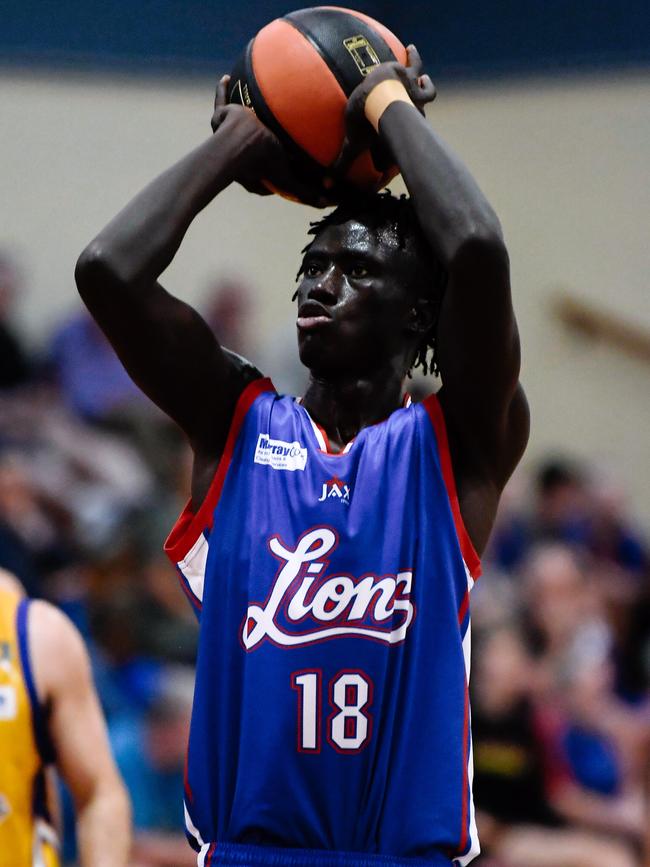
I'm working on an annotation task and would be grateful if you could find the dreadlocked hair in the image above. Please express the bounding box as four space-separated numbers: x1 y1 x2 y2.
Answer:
294 190 446 376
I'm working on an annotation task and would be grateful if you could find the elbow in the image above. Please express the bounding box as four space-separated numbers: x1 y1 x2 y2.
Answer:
447 225 509 275
74 240 126 301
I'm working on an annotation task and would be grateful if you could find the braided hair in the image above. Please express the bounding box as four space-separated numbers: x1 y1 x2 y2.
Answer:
295 191 446 376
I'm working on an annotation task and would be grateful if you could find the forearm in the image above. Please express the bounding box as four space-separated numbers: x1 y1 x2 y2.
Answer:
76 782 132 867
378 100 504 266
78 121 245 290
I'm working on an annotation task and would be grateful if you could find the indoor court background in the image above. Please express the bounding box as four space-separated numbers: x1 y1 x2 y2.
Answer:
1 3 649 865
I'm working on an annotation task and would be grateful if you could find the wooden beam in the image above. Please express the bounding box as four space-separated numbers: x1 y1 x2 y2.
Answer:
552 291 650 365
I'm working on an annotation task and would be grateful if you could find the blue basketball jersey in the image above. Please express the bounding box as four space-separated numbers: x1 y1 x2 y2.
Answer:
165 378 481 866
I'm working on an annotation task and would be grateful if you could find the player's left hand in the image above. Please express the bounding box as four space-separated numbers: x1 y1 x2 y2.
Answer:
333 45 436 180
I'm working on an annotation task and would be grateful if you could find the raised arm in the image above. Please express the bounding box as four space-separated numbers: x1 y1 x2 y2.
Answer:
342 51 529 549
75 81 321 501
29 601 131 867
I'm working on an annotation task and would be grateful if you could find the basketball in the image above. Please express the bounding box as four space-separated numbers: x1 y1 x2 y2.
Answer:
227 6 408 201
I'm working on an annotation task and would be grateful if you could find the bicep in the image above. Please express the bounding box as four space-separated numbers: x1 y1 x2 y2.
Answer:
76 246 245 445
85 276 230 431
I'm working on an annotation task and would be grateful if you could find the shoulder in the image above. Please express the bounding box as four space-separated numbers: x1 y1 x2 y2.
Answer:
222 348 264 386
28 601 91 703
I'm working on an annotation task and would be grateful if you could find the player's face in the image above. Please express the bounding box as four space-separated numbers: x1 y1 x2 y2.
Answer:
295 220 419 378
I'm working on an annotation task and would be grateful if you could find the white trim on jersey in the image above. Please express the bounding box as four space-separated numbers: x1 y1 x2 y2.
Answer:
307 414 328 451
32 818 60 867
454 558 480 866
184 800 204 850
463 736 481 865
178 532 209 604
197 842 211 866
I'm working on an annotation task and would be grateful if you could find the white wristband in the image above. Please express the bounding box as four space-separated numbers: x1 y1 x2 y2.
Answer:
364 79 414 132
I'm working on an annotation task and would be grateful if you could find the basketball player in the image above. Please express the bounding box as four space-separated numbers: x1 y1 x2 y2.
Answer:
75 48 529 866
0 570 131 865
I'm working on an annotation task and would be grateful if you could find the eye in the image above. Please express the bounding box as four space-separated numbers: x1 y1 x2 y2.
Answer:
304 262 322 278
350 264 369 279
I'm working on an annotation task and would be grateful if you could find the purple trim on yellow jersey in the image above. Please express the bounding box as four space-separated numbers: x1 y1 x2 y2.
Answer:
16 598 54 767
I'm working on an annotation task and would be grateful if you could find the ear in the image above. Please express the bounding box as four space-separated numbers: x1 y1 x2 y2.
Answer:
405 296 436 336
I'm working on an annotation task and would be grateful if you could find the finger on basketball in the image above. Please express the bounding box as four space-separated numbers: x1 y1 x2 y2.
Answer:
215 75 230 109
270 163 331 209
417 74 436 103
404 46 435 104
406 45 423 74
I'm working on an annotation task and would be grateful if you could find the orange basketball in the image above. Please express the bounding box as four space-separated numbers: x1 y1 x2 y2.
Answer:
228 6 407 201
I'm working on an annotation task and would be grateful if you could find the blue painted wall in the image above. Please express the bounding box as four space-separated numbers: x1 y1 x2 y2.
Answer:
1 1 649 79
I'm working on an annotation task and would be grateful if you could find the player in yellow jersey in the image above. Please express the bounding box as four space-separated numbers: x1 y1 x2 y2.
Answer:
0 569 131 866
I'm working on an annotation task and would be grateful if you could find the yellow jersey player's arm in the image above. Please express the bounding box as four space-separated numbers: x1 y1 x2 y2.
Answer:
29 601 132 867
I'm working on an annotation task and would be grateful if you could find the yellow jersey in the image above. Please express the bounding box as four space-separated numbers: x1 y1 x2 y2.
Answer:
0 589 60 867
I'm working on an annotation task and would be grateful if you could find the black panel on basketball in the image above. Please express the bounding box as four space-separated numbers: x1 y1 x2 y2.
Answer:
228 40 327 187
283 8 398 97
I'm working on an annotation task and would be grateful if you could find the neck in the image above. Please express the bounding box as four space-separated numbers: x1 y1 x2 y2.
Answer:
302 363 406 451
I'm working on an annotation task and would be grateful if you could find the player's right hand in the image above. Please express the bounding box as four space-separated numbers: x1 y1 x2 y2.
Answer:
332 45 436 185
211 75 332 207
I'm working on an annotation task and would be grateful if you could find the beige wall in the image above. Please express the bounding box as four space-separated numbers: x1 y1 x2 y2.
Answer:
1 69 649 526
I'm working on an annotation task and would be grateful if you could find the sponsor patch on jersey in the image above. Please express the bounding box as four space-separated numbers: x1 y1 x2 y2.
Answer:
0 686 17 721
318 477 351 504
254 434 308 471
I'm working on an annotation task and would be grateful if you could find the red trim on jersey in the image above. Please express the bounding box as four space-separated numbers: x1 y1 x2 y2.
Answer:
457 589 470 626
164 377 275 564
315 421 355 456
458 682 471 855
422 394 481 580
183 745 193 803
302 392 412 456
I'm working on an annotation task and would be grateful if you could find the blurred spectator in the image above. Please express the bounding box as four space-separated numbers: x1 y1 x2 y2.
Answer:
138 552 199 665
491 458 590 573
521 544 607 668
0 451 75 593
47 309 144 422
111 666 196 867
47 308 186 488
472 628 640 867
587 473 647 577
202 275 252 357
472 627 560 829
0 252 32 389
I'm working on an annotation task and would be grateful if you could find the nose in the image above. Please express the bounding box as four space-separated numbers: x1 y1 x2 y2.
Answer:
308 264 339 306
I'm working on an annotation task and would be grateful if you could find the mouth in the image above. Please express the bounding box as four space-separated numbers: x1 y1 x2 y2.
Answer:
297 301 333 331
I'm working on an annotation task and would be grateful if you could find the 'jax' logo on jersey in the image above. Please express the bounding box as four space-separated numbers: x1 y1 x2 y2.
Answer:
254 434 308 471
318 476 351 505
241 527 415 650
